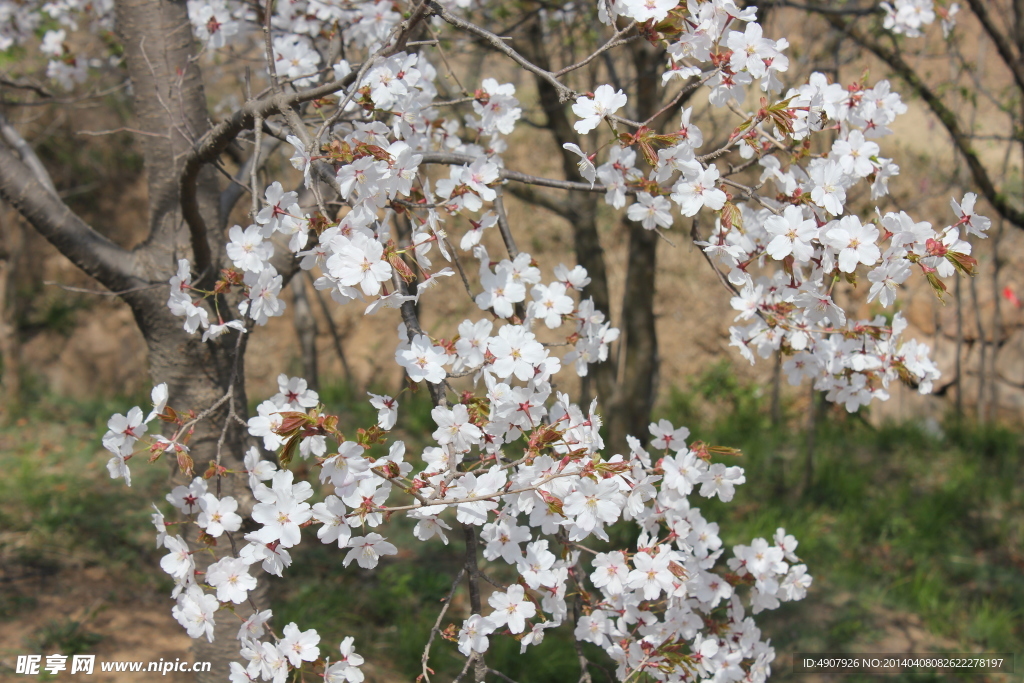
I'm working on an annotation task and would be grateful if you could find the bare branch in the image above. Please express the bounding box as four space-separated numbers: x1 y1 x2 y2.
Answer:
0 111 57 196
419 567 465 683
505 184 573 220
308 270 356 388
964 0 1024 95
773 0 879 14
263 0 281 94
43 280 164 296
419 151 633 194
220 137 282 222
0 80 128 108
492 186 519 259
552 24 638 77
0 76 53 98
461 524 487 683
77 127 170 138
428 0 576 102
0 143 135 291
642 73 706 127
486 669 522 683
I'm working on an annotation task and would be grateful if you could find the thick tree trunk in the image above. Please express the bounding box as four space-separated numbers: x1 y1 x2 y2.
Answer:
605 221 659 453
115 0 223 264
130 291 263 682
109 1 266 677
113 9 263 657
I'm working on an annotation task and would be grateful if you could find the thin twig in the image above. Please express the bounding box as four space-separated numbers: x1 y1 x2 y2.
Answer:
428 0 575 102
446 237 477 301
641 73 708 127
492 186 518 259
77 127 170 138
420 568 466 683
307 270 355 388
263 0 280 94
0 76 53 98
43 280 165 296
452 654 478 683
486 669 522 683
553 24 638 77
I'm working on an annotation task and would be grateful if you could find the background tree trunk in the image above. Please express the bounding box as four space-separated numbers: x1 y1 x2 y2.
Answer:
604 40 662 454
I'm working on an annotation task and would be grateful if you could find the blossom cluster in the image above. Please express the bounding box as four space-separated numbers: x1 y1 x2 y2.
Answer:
112 372 809 683
24 0 991 679
880 0 959 38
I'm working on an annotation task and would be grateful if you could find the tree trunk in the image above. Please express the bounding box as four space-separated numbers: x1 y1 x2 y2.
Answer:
292 274 320 391
606 219 659 452
110 0 265 676
0 210 21 410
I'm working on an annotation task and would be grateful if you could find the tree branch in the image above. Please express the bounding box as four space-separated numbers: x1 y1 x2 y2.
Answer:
461 524 487 683
181 0 431 284
419 567 465 683
0 112 57 196
427 0 576 102
219 138 282 224
0 143 135 291
492 186 519 259
418 151 629 194
772 0 879 15
0 76 53 98
179 77 358 282
552 24 638 77
964 0 1024 95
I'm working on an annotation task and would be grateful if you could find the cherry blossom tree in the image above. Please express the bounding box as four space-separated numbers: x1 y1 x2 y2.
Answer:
0 0 989 681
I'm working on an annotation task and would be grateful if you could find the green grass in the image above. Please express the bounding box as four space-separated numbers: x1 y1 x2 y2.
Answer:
0 390 167 583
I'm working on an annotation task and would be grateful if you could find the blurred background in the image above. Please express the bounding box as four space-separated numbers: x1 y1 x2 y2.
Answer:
0 1 1022 681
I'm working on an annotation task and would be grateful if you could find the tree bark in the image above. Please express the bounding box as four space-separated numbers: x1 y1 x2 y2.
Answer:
115 0 224 270
0 210 20 409
134 290 262 683
292 273 320 391
606 219 659 452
